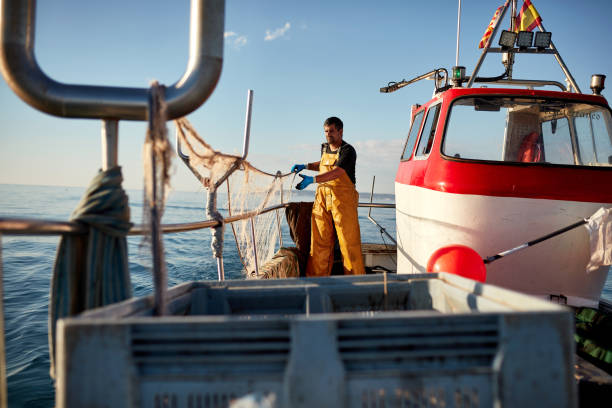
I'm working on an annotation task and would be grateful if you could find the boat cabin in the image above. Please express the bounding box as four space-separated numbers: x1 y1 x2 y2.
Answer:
393 77 611 307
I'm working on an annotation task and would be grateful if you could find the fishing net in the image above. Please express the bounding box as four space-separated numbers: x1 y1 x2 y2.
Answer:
175 118 295 277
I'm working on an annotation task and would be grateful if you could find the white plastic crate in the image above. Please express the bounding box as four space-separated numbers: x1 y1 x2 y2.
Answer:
56 273 576 407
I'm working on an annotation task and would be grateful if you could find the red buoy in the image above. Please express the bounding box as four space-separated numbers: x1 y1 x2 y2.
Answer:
427 245 487 282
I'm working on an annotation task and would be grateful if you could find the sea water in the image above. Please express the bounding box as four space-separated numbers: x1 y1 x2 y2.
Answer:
0 183 397 407
0 183 610 407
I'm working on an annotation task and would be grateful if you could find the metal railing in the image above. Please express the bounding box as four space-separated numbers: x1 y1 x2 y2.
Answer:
0 202 394 237
466 0 581 93
0 201 395 243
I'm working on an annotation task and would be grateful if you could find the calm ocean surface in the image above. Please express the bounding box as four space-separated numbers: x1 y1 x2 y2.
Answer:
1 183 610 407
1 183 398 407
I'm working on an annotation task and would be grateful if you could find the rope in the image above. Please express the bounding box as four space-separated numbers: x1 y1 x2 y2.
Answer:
49 166 132 378
143 81 172 316
206 187 225 259
175 117 294 179
380 230 397 265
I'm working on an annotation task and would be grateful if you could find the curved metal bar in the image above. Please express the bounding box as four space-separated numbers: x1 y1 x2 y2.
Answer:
366 177 397 245
380 68 448 94
0 0 225 120
473 78 567 91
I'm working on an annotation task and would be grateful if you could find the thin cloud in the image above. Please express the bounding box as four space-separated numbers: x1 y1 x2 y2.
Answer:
224 31 248 49
264 22 291 41
354 139 404 168
233 36 247 48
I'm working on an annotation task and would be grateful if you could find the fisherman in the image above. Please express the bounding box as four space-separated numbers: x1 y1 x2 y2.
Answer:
291 116 365 276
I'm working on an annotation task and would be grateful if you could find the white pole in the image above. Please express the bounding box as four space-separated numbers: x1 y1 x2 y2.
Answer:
455 0 461 66
101 119 118 170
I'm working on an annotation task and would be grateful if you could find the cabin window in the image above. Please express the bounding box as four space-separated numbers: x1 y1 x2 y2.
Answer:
442 96 612 167
401 110 425 160
541 116 573 165
414 104 441 157
574 112 612 165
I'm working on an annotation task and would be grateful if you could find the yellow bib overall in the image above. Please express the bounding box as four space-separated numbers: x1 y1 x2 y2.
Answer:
306 147 365 276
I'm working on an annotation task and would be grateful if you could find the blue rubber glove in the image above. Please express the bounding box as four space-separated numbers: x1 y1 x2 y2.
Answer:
291 164 306 173
296 174 314 190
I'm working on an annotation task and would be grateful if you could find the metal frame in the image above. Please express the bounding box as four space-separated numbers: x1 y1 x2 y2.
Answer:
474 78 567 91
466 0 581 93
380 69 448 94
0 0 225 121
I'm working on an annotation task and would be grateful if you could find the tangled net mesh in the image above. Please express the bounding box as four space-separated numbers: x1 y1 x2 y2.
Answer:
175 118 294 277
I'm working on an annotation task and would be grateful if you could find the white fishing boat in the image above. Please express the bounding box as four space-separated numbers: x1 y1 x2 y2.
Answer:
0 0 610 407
388 12 612 308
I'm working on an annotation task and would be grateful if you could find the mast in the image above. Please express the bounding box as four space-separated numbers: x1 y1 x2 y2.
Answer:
455 0 461 67
504 0 517 79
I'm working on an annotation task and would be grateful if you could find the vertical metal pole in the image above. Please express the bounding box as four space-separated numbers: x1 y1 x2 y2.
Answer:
0 233 6 408
368 176 376 219
206 189 225 282
250 217 259 276
101 119 119 170
216 256 225 281
588 116 599 163
275 210 283 249
455 0 461 67
241 90 253 160
275 171 283 248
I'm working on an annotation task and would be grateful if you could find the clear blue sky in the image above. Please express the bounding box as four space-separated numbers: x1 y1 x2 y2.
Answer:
1 0 610 194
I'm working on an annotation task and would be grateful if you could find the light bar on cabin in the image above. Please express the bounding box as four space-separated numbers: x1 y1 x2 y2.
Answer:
499 30 517 49
516 31 534 48
534 31 552 50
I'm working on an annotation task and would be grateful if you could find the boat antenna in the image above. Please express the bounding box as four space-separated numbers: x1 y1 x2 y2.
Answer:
455 0 462 67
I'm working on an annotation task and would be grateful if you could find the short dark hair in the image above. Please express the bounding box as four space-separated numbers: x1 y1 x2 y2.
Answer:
324 116 343 130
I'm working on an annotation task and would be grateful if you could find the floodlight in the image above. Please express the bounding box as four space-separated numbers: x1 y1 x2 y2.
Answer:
534 31 552 49
517 31 534 48
499 30 517 49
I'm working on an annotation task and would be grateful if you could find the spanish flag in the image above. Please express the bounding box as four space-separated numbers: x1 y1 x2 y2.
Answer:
515 0 542 32
478 5 504 49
